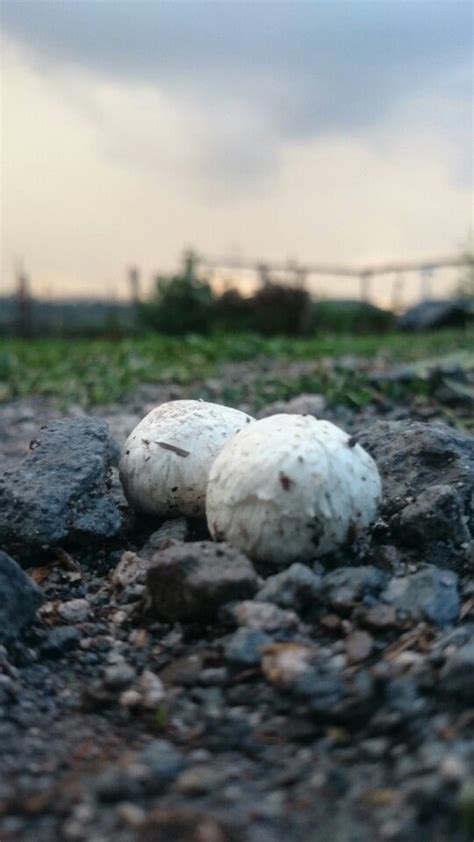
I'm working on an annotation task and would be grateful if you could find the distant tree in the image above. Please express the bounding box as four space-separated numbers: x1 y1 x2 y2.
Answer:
214 287 253 331
251 281 312 335
139 250 216 334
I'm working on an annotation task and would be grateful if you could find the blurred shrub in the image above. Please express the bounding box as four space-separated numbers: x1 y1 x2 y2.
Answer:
139 251 216 335
250 282 312 335
214 288 254 332
311 299 395 334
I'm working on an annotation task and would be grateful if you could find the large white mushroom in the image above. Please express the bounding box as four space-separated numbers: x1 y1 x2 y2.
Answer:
120 400 254 517
206 414 382 566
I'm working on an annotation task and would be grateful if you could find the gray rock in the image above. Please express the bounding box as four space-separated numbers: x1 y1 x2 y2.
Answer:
112 551 150 589
224 628 272 667
41 625 81 657
357 420 474 568
139 739 186 788
94 740 185 802
386 677 426 717
439 641 474 701
0 417 123 552
139 518 189 559
397 484 471 547
103 662 136 689
381 566 459 626
119 670 165 709
292 669 346 713
227 600 300 632
146 541 258 623
323 566 388 606
0 550 43 641
173 764 226 795
57 598 90 623
256 563 322 609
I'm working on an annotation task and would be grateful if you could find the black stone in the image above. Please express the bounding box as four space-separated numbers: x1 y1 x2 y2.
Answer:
0 550 43 642
358 420 474 569
0 417 123 553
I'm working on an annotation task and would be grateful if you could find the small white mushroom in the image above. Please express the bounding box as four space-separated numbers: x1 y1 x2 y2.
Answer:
119 400 254 517
206 414 382 566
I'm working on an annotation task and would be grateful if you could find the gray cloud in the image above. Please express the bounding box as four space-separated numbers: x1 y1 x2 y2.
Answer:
2 0 472 185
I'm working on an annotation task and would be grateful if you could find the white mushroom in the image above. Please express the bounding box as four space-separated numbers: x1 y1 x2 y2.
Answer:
119 400 254 517
206 414 382 566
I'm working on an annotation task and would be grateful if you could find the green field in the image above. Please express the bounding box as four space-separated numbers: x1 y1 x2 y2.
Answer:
1 330 472 408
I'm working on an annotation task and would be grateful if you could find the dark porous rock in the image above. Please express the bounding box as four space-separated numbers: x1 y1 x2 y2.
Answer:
256 563 322 610
357 420 474 569
323 565 388 608
146 541 258 623
397 484 471 547
0 550 43 641
439 641 474 701
381 566 459 626
0 417 123 553
224 627 272 667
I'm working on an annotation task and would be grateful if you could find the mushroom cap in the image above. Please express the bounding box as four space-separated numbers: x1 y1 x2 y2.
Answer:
120 400 254 517
206 414 382 565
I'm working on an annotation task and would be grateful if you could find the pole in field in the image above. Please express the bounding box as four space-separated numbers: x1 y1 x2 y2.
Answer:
359 270 372 303
15 261 33 337
128 267 141 303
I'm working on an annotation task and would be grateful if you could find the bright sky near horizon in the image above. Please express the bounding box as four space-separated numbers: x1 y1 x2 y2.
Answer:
1 1 472 304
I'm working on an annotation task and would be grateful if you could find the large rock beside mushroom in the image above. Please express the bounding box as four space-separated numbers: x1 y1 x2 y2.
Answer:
0 417 123 553
358 420 474 569
0 550 43 641
146 541 259 623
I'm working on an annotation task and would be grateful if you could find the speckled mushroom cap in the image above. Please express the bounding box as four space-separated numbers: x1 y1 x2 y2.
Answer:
119 400 254 517
206 414 382 566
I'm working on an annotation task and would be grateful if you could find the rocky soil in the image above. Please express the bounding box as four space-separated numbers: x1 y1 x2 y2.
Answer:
0 359 473 842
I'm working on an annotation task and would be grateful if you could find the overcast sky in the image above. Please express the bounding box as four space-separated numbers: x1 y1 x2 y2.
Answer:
1 0 472 302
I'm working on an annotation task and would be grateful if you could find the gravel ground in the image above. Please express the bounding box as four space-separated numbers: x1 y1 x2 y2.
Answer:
1 357 473 842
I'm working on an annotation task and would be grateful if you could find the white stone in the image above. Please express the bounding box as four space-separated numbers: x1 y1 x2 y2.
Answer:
206 414 381 566
119 400 254 517
57 598 89 623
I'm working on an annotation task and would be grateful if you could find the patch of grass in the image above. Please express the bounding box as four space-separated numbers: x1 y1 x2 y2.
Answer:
0 329 472 407
152 703 169 733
